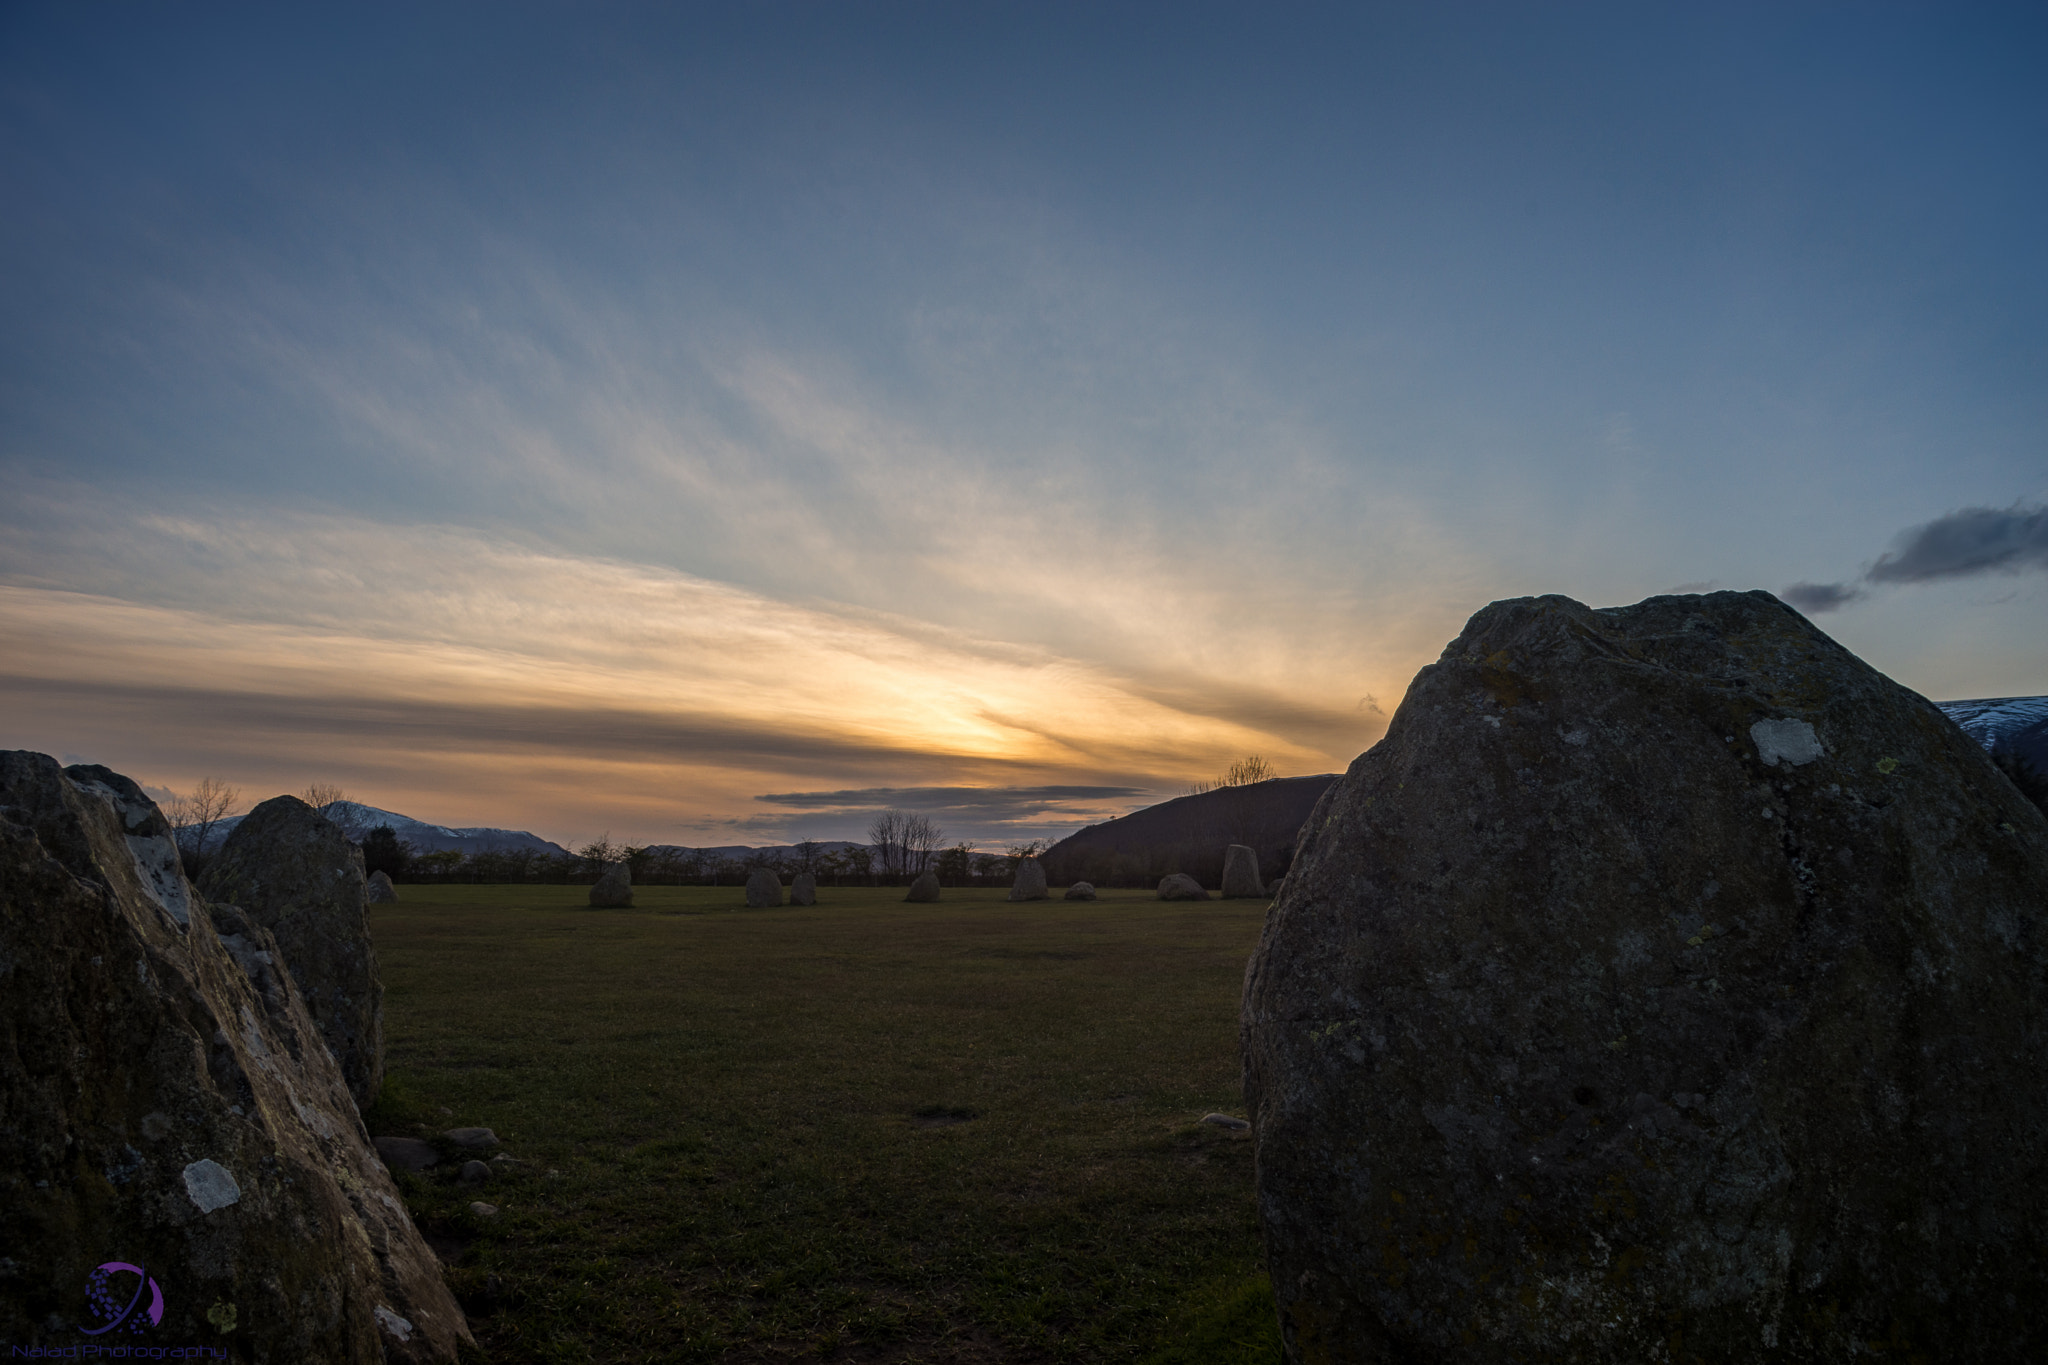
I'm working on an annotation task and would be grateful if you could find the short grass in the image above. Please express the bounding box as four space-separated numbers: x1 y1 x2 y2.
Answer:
364 884 1284 1364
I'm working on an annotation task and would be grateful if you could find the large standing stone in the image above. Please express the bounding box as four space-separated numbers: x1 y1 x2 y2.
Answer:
200 794 384 1112
790 873 818 906
1242 592 2048 1363
588 860 633 908
0 753 471 1361
744 869 782 908
1220 844 1264 897
367 869 399 903
905 870 941 902
1008 857 1049 901
1157 872 1209 901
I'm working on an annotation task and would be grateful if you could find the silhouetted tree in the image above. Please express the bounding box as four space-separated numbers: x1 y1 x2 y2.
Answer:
360 825 410 881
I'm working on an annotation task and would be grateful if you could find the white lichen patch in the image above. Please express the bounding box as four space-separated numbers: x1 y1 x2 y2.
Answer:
374 1305 415 1341
1751 718 1824 768
182 1158 241 1213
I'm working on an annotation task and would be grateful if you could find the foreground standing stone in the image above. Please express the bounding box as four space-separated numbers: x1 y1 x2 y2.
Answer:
745 869 783 907
588 860 633 907
790 872 818 905
1242 592 2048 1363
367 869 399 902
200 794 385 1112
0 753 470 1362
1220 844 1264 897
1008 857 1049 901
905 870 940 902
1158 872 1209 900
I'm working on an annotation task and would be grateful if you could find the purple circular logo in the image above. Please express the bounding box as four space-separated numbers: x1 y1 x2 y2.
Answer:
82 1261 164 1336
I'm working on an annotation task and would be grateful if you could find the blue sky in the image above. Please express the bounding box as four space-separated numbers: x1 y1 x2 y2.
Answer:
3 2 2044 848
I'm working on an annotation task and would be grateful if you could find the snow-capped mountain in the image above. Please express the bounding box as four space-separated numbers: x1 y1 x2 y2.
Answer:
207 800 569 856
1938 695 2048 775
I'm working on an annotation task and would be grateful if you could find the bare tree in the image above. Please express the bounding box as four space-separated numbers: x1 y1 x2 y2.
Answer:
904 814 944 875
791 839 822 874
1222 755 1276 787
868 810 908 879
299 781 363 835
171 776 240 861
577 833 624 878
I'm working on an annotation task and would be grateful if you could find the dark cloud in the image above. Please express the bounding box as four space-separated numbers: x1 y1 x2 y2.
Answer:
755 785 1148 822
1783 502 2047 612
1866 504 2048 584
0 675 1005 779
1779 581 1865 614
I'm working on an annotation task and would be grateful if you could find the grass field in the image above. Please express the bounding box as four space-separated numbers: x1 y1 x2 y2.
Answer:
363 884 1284 1364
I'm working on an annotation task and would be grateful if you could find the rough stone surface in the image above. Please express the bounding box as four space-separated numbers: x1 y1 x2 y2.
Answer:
1157 872 1209 900
468 1202 498 1218
375 1136 440 1172
1008 857 1049 901
367 869 399 903
1220 844 1264 897
444 1127 498 1149
588 861 633 908
790 873 818 906
0 751 472 1362
905 871 941 902
458 1161 489 1185
1063 880 1098 900
1242 592 2048 1364
745 869 783 907
199 794 385 1112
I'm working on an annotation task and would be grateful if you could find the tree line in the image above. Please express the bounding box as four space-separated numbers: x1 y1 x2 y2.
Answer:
165 780 1049 887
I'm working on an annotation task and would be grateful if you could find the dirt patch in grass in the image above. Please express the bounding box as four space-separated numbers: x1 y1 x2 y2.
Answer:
372 885 1280 1363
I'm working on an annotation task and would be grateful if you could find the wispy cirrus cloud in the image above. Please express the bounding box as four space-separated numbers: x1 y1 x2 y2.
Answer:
0 494 1381 845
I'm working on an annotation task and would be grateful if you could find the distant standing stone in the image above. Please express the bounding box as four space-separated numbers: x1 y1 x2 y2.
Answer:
1008 857 1049 901
744 869 783 907
1063 881 1098 900
905 870 941 902
1220 844 1263 898
588 861 633 908
1157 873 1209 901
366 869 399 903
790 873 817 906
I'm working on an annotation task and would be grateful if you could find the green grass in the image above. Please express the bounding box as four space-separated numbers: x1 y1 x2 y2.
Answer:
365 884 1283 1364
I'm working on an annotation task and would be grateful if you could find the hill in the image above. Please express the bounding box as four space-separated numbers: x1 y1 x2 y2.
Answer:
1040 774 1338 889
204 800 570 857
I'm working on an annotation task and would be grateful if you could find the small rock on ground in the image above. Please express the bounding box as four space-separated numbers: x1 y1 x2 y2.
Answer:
459 1160 490 1184
444 1127 499 1148
1063 881 1097 900
469 1202 499 1218
1200 1113 1251 1130
373 1136 439 1172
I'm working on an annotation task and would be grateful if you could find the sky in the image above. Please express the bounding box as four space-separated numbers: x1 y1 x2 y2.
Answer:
3 2 2045 852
